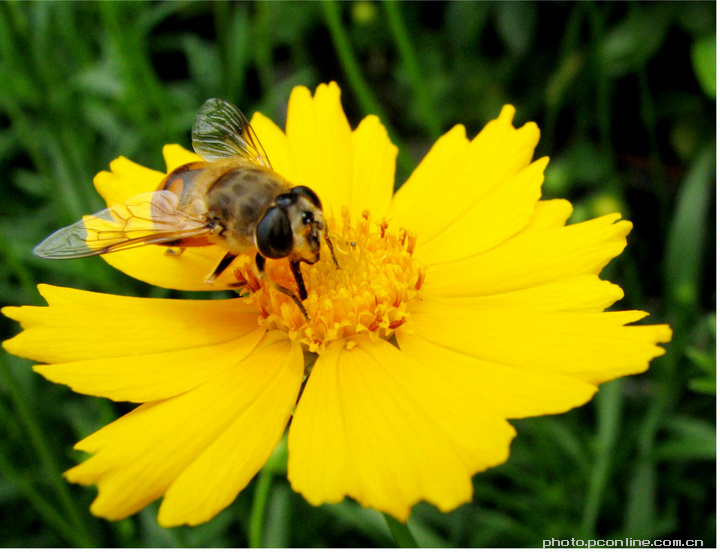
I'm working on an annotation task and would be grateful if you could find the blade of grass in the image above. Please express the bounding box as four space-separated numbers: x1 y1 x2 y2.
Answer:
587 2 621 198
319 501 394 545
637 66 668 220
581 378 623 537
382 1 442 138
99 2 173 130
0 448 84 546
383 513 420 548
0 228 41 303
542 3 584 155
0 354 97 547
663 143 714 315
252 3 276 96
214 2 251 101
321 1 415 180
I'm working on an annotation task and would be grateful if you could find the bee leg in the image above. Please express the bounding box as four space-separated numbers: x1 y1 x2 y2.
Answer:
255 253 309 321
323 226 340 269
289 260 308 300
205 251 238 284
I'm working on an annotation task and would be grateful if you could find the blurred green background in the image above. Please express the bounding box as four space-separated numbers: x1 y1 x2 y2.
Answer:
0 1 715 547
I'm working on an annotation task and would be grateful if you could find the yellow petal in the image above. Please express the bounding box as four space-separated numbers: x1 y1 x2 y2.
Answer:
93 156 165 207
162 144 202 173
415 157 546 264
423 274 624 312
93 145 201 209
409 297 672 385
249 112 298 184
390 106 540 246
2 285 259 363
348 115 397 220
422 213 633 297
158 334 303 526
524 199 573 231
395 331 598 419
285 83 353 215
33 328 265 403
65 332 303 523
389 124 468 231
99 245 242 291
288 337 516 521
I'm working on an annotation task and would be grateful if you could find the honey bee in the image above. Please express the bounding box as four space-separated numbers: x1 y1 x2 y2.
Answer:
33 98 337 319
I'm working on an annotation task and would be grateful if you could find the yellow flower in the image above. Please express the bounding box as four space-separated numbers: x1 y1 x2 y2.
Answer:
3 82 671 527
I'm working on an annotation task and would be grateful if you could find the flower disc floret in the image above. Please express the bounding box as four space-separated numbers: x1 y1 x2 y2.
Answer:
233 208 424 352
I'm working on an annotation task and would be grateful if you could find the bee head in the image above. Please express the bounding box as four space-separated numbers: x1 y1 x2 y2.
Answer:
255 186 324 264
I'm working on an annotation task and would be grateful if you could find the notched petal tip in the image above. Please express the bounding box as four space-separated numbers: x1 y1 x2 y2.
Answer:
316 80 342 100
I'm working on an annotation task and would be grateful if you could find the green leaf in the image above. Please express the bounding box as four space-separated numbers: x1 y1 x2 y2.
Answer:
686 346 716 376
219 3 252 100
445 2 490 52
655 417 716 461
663 144 714 310
599 4 672 77
495 2 537 56
624 459 657 539
320 501 393 546
182 35 222 97
687 377 716 395
383 513 420 548
691 35 716 98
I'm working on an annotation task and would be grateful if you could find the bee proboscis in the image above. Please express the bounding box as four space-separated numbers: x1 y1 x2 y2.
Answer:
33 98 337 319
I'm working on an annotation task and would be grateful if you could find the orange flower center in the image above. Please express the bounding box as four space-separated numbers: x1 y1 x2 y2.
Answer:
232 208 425 352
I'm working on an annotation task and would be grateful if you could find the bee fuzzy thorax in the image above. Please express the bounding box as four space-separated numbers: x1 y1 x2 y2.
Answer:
204 165 288 253
233 208 425 353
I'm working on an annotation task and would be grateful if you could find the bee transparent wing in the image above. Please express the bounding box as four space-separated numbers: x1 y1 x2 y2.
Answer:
33 191 212 259
191 98 272 168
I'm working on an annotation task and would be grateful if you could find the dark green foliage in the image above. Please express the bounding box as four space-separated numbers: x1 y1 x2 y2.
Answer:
0 1 714 547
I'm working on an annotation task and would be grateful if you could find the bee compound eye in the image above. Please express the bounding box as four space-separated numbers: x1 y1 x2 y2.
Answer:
255 207 293 259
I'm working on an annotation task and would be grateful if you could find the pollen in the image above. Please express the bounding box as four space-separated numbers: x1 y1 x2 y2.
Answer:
233 208 425 352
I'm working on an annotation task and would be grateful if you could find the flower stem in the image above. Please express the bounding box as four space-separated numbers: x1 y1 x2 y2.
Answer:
382 513 419 548
248 467 274 548
248 435 288 547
